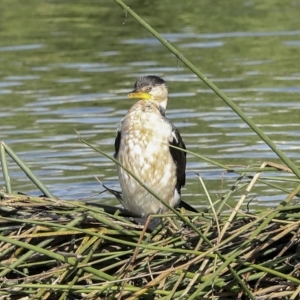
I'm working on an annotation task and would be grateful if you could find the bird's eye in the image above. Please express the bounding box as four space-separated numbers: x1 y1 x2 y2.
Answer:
145 87 152 92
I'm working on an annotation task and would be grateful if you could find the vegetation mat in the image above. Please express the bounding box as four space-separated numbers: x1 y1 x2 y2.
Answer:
1 183 300 299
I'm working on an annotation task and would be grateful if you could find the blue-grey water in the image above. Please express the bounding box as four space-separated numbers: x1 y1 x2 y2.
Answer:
1 0 300 210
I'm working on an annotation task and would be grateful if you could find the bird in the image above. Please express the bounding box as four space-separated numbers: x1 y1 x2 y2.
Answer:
114 75 197 217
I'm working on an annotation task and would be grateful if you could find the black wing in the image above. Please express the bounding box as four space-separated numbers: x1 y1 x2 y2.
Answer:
114 129 121 158
169 126 198 213
169 125 186 194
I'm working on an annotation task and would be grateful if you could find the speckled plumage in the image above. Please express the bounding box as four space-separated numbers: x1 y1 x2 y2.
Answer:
114 76 186 217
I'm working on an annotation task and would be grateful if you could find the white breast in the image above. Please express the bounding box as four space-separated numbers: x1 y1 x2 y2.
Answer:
116 101 179 217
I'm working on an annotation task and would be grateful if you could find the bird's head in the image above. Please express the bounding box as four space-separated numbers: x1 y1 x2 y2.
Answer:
128 75 168 110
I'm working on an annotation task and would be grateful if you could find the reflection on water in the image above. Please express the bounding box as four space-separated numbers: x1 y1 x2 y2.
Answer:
0 0 300 210
0 44 44 52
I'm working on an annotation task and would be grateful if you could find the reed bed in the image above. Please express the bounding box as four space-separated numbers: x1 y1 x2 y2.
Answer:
1 141 300 300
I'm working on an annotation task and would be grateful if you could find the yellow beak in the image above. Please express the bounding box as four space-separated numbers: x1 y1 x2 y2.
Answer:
127 91 151 100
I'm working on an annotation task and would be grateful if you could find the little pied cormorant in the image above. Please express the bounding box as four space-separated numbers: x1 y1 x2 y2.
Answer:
114 75 196 217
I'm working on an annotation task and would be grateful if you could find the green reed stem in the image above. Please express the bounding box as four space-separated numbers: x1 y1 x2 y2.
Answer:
59 237 102 300
0 142 12 194
0 235 116 282
114 0 300 181
2 142 56 198
188 185 300 297
0 215 85 278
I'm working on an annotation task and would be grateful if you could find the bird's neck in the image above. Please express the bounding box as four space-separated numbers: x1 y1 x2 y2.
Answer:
151 99 167 116
160 99 167 110
158 104 166 117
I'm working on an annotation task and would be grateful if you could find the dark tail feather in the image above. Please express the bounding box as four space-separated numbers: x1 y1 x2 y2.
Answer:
179 200 198 213
100 183 122 201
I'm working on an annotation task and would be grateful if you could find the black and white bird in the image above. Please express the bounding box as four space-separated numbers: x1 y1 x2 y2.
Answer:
114 75 196 217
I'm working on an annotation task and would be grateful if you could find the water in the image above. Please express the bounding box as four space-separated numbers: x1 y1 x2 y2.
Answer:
1 0 300 210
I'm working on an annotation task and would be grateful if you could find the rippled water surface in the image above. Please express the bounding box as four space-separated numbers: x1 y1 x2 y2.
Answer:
1 0 300 209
